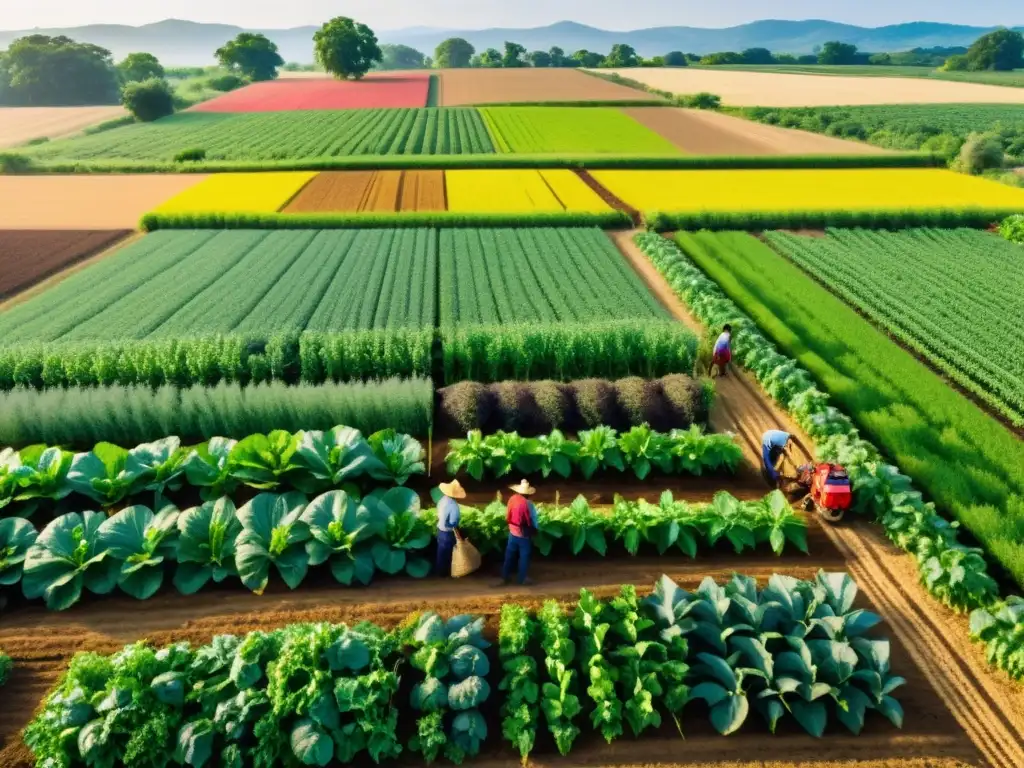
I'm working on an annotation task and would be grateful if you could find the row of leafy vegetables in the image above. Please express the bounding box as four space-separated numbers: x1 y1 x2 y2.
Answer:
23 571 903 768
0 488 807 612
634 232 1024 682
446 425 742 481
0 425 426 515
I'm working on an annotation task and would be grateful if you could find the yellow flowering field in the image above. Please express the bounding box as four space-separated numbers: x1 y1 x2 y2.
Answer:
591 168 1024 213
446 170 611 213
151 172 318 214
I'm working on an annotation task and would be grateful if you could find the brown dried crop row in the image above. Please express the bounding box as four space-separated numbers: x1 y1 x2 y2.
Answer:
363 170 401 212
0 230 130 301
399 170 446 211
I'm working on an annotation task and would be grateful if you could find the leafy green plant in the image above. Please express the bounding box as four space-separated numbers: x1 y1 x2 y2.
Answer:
183 438 240 501
235 492 310 594
292 426 383 495
537 600 582 755
617 424 673 480
227 430 303 490
366 429 425 486
368 488 432 579
498 604 539 764
576 426 625 479
173 497 243 595
0 516 37 586
0 651 10 687
445 431 489 481
969 597 1024 680
98 502 180 599
11 445 73 502
301 489 379 586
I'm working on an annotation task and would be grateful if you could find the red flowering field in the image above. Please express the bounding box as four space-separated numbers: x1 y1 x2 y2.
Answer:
192 75 430 112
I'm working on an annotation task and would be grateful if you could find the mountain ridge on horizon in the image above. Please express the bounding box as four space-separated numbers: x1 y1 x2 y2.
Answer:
2 17 1022 66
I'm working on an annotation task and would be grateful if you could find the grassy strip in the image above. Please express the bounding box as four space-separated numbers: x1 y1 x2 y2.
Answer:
425 73 439 107
3 152 940 175
0 377 433 447
441 320 696 384
646 207 1022 231
140 210 634 231
474 99 675 107
579 69 675 101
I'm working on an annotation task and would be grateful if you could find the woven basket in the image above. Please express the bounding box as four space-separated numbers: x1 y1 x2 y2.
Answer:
451 538 482 578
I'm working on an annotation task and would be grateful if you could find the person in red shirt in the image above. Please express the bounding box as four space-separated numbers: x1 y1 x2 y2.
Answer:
500 479 538 586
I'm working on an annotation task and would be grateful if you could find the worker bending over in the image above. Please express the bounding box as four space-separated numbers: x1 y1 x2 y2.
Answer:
761 429 808 488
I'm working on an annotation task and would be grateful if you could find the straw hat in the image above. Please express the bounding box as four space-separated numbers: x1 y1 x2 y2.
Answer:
508 479 536 496
439 479 467 500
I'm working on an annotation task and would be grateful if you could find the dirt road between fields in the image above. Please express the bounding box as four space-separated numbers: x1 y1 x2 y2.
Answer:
624 108 887 156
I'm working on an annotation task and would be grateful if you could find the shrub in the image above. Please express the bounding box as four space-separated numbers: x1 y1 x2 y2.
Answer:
571 378 619 428
678 92 721 109
531 380 571 431
492 381 544 433
207 73 246 91
121 78 175 122
0 152 33 174
437 381 490 434
173 147 207 162
1000 214 1024 245
952 131 1005 175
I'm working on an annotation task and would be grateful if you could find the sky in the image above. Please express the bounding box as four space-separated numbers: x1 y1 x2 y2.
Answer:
2 0 1021 31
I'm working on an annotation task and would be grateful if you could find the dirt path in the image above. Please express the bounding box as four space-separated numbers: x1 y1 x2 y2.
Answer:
623 108 887 156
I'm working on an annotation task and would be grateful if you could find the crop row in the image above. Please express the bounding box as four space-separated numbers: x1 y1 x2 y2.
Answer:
765 227 1024 426
0 425 425 515
633 232 1024 681
446 425 740 481
21 571 899 768
0 489 806 612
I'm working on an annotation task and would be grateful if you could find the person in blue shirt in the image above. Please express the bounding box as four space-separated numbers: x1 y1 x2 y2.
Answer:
435 479 466 577
761 429 806 487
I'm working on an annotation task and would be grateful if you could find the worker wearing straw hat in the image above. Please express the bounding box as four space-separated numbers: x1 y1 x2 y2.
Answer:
500 479 539 586
435 479 466 577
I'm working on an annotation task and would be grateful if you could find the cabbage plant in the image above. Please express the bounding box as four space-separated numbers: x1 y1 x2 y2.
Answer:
228 431 303 490
1 448 21 510
183 438 239 500
292 426 383 495
367 428 425 485
0 517 37 586
99 502 180 599
12 445 73 502
174 497 243 595
66 442 147 507
124 437 188 493
364 488 430 578
236 492 309 593
300 490 379 585
22 510 119 610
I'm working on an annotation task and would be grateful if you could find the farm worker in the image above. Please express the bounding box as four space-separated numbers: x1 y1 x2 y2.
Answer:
710 323 733 377
761 429 808 487
500 479 539 587
435 479 466 577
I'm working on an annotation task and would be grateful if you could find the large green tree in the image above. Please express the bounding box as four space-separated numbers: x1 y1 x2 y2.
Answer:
817 41 859 65
476 48 503 68
313 17 382 79
434 37 474 68
121 77 174 122
117 52 164 83
572 49 605 68
502 41 527 68
663 51 688 67
528 50 552 67
605 44 640 67
216 33 283 81
0 35 120 106
965 29 1024 71
378 44 426 70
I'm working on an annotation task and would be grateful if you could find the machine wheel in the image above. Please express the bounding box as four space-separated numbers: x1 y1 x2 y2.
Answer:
816 503 845 524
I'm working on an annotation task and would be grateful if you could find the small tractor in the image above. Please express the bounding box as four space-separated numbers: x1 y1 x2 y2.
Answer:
792 463 852 523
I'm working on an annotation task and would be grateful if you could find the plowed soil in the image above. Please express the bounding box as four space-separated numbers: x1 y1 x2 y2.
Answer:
0 230 130 300
283 170 446 212
0 106 126 149
438 68 666 106
0 175 208 229
624 108 887 156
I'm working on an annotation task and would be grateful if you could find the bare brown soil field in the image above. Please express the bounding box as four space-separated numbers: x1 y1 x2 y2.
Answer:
624 108 887 155
283 170 446 212
0 106 126 149
0 230 129 300
438 68 666 106
0 175 208 229
597 68 1024 107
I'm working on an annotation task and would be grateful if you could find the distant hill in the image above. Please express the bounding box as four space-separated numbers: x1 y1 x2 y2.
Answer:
1 18 1022 65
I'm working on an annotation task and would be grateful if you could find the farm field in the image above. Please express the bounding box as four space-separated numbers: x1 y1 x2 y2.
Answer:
675 229 1024 588
152 171 316 214
283 170 446 212
594 67 1024 106
695 63 1024 88
0 106 127 148
22 108 495 163
446 169 611 212
480 106 680 154
0 175 208 229
765 228 1024 426
591 168 1024 214
191 74 430 111
438 227 666 325
624 107 888 155
438 67 667 105
0 230 130 301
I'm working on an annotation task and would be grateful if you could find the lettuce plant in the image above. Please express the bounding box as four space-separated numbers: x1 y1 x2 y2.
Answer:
498 603 539 764
970 596 1024 680
367 429 425 486
292 426 382 495
617 425 673 480
576 426 625 480
235 492 310 594
22 510 119 611
445 431 489 481
124 437 188 494
12 445 73 502
0 517 37 586
0 447 21 510
173 497 243 595
183 438 239 501
301 489 379 586
228 431 303 490
65 442 144 507
369 487 431 579
98 502 180 600
532 430 579 479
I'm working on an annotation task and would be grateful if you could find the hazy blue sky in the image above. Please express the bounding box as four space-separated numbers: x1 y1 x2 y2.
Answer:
3 0 1022 31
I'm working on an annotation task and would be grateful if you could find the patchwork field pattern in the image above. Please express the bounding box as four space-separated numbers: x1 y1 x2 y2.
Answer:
283 171 446 212
152 172 316 214
765 228 1024 426
191 75 430 112
439 227 667 325
592 168 1024 213
438 68 666 105
446 170 611 213
0 106 127 148
480 106 681 154
0 230 130 300
24 109 495 162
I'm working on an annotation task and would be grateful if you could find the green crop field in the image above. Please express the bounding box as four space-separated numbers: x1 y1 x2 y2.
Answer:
765 228 1024 427
676 229 1024 588
438 227 667 325
23 108 495 163
479 107 680 155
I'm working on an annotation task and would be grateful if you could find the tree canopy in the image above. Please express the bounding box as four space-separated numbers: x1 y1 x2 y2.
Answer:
215 33 283 81
663 51 688 67
434 38 475 68
314 17 382 79
528 50 552 68
572 50 605 68
121 77 174 122
378 44 426 70
502 41 527 68
817 41 860 65
605 44 640 68
0 35 120 106
476 48 503 68
964 29 1024 71
118 52 164 83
